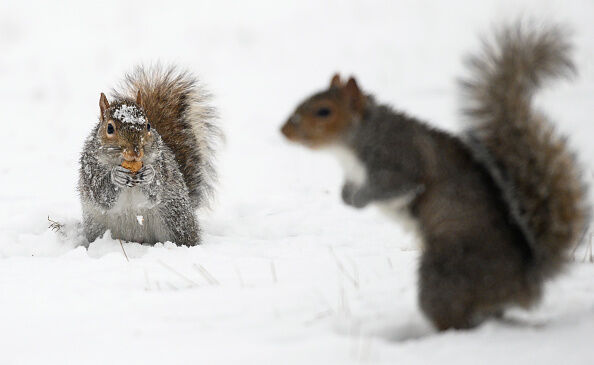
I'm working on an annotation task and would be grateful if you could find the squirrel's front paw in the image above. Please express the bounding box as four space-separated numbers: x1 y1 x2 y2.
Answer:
341 182 356 205
133 165 155 186
341 182 369 209
111 166 136 188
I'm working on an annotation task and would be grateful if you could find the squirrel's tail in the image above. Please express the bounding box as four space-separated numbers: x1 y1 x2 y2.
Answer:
114 65 221 208
460 22 589 278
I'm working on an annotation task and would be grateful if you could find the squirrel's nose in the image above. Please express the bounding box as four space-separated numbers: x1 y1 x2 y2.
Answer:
281 120 295 138
281 114 301 138
123 148 144 162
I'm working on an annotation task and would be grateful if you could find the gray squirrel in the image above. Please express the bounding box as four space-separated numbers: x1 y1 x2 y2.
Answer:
79 66 220 246
281 22 589 330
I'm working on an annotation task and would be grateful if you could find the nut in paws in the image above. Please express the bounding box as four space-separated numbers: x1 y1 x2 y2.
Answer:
111 166 136 188
132 165 155 185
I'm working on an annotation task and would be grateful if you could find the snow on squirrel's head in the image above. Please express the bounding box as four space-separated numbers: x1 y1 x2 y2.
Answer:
113 104 146 125
97 91 155 165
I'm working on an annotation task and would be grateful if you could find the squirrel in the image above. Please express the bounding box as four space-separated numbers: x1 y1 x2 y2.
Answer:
281 22 589 330
78 65 221 247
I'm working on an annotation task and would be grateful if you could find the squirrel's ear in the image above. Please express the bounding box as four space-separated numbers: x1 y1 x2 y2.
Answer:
99 93 110 121
330 73 342 89
136 90 143 107
345 77 365 113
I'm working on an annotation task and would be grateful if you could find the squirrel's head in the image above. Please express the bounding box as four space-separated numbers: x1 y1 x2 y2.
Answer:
98 91 155 165
281 74 366 148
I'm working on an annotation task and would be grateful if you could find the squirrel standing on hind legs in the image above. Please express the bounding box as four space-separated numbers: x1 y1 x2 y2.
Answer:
79 66 221 247
281 22 589 330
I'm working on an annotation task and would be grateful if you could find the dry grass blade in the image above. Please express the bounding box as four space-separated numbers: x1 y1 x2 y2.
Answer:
303 309 333 326
572 231 594 263
586 233 593 263
571 226 590 257
158 260 200 287
328 246 359 288
118 239 130 262
340 285 350 316
47 216 64 232
166 282 179 291
193 263 220 286
347 257 359 287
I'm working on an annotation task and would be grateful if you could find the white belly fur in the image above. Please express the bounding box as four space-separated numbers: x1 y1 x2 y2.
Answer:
327 144 421 236
326 145 367 187
101 188 169 243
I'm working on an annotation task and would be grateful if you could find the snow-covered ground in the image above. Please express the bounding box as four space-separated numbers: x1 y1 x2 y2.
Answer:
1 0 593 363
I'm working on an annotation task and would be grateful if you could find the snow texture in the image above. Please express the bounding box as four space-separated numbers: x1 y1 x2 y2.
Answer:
0 0 593 364
113 104 147 125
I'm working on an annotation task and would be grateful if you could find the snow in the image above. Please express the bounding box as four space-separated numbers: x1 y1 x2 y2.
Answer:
1 0 593 364
113 104 146 125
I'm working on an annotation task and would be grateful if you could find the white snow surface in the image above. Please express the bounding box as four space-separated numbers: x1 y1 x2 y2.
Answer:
1 0 593 364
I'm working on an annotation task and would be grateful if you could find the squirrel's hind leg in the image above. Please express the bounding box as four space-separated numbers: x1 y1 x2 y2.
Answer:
82 213 107 246
418 242 506 331
157 197 201 247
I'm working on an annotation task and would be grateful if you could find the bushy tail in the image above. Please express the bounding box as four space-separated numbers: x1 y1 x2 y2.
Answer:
113 65 222 208
460 22 589 278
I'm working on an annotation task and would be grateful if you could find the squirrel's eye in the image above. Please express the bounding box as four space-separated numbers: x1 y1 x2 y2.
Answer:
147 123 151 132
316 107 331 118
107 123 115 135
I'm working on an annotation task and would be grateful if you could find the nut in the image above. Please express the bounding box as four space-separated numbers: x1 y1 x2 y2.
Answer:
122 160 143 173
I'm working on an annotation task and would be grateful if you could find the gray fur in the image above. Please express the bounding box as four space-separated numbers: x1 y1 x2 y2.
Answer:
80 65 220 246
460 21 590 278
334 97 541 331
79 117 201 247
338 102 427 209
328 22 588 330
112 65 222 209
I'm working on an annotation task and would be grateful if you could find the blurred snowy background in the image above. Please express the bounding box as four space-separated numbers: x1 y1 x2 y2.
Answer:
0 0 593 364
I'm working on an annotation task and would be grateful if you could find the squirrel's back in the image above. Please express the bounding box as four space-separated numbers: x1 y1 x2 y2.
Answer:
113 65 221 208
460 22 590 278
